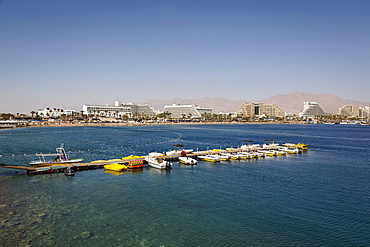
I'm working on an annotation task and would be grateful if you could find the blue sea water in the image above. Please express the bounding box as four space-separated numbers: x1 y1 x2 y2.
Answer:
0 124 369 246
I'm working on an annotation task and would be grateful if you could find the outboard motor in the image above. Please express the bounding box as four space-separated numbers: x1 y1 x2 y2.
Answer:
64 167 75 176
165 161 172 170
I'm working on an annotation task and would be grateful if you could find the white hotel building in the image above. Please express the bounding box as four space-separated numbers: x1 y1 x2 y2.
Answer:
164 104 212 119
339 104 369 118
83 101 156 118
37 108 75 117
299 102 327 118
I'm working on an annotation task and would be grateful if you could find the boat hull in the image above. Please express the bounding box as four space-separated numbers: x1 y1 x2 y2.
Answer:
145 157 172 169
198 155 220 162
179 157 197 165
104 163 127 172
29 159 84 167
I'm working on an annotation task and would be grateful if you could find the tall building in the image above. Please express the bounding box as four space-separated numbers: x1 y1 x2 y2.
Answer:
164 104 212 119
83 101 156 118
236 103 285 118
298 102 327 118
339 104 369 118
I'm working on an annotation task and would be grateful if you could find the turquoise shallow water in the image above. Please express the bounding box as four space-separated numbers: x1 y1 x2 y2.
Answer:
0 124 369 246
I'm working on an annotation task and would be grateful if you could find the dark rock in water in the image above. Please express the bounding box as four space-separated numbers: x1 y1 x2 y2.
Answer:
81 231 93 238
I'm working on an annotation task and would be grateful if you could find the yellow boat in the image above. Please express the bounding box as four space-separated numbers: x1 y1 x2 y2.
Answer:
104 163 127 172
122 155 145 160
91 160 108 163
282 143 308 150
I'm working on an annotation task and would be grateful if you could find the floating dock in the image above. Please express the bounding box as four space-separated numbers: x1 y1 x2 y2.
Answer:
0 156 177 175
0 145 307 175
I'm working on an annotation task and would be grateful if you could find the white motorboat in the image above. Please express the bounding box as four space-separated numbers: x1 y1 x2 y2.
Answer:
29 144 83 167
178 156 197 165
208 154 230 161
145 157 172 169
282 143 308 150
260 150 286 156
197 155 220 162
262 143 280 150
166 149 193 156
279 147 301 154
221 153 240 160
239 144 261 151
235 152 252 160
259 150 277 157
249 151 265 158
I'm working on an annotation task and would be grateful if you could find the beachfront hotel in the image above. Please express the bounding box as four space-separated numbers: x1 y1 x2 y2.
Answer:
37 108 76 117
339 104 369 118
299 102 327 118
163 104 212 119
83 101 156 118
236 103 285 118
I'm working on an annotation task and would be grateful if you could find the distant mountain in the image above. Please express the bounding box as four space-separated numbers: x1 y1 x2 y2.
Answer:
261 92 370 114
141 92 369 115
141 97 246 113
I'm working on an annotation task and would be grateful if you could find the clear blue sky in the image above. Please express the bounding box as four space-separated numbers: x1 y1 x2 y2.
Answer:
1 0 369 113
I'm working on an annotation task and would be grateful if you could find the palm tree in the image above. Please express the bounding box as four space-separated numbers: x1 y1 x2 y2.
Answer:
30 111 36 119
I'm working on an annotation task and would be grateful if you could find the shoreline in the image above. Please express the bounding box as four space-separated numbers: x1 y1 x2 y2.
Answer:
9 120 308 129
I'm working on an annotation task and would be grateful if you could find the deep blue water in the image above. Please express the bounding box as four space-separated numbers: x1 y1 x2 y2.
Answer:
0 124 369 246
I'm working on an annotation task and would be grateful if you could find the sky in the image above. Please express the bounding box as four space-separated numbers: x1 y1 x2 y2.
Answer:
0 0 369 114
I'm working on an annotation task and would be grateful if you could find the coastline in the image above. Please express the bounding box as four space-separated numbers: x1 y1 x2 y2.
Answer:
13 120 308 129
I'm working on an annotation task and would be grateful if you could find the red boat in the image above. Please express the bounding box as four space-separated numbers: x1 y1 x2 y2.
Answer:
126 160 144 169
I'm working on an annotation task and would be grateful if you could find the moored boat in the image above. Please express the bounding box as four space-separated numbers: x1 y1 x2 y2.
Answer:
239 144 261 151
260 150 277 157
250 151 265 158
221 153 240 160
166 149 193 156
208 154 230 161
126 159 144 169
282 143 308 150
121 155 145 160
279 147 301 154
178 156 197 165
145 157 172 169
29 144 83 167
104 163 127 172
197 155 220 162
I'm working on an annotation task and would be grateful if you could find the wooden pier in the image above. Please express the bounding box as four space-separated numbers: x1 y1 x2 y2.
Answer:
0 156 180 175
0 145 306 175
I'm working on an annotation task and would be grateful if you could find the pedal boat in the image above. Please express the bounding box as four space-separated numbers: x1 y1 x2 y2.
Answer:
104 163 127 172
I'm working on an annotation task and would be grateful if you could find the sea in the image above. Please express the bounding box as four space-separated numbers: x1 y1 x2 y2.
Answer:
0 124 369 247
